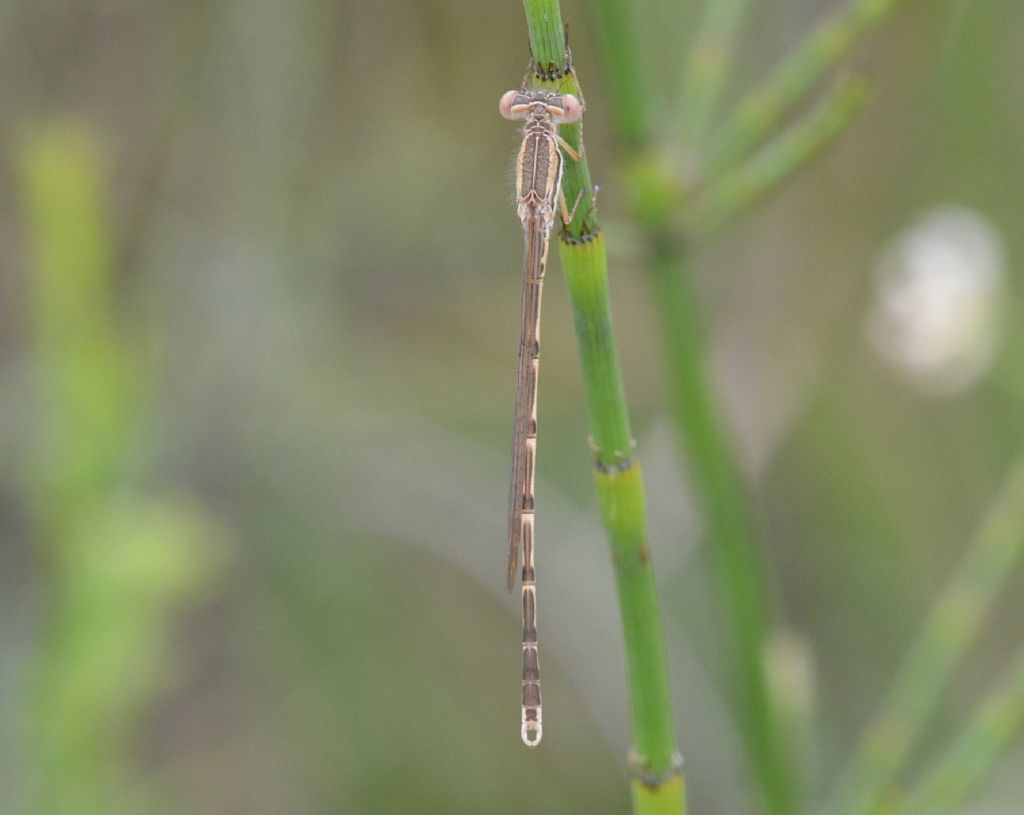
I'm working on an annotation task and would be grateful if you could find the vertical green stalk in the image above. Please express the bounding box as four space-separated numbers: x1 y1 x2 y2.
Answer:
612 27 790 815
518 4 684 813
647 238 791 815
565 236 683 815
590 0 791 807
20 121 221 815
563 0 913 812
589 0 655 149
679 0 751 148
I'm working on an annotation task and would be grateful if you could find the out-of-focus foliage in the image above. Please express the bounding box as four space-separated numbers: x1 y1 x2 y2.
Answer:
1 1 1023 814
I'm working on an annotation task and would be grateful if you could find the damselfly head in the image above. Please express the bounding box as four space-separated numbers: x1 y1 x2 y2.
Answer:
499 89 584 124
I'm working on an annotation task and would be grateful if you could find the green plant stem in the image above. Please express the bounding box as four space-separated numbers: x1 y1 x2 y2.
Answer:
20 124 138 537
522 0 597 238
829 453 1024 815
563 232 684 815
707 0 902 176
688 76 870 237
647 240 793 815
894 648 1024 815
586 2 907 813
588 0 793 808
679 0 751 149
591 0 655 148
20 120 222 815
519 4 683 812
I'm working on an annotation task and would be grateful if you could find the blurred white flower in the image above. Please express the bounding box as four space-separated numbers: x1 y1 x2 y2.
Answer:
866 206 1006 396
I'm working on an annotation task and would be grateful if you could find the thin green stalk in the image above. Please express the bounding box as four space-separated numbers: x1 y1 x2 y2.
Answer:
563 232 684 815
521 0 597 238
586 2 910 813
707 0 903 176
519 3 683 812
689 76 870 237
590 0 656 148
829 453 1024 815
679 0 752 149
21 124 138 534
20 121 222 815
523 0 566 77
894 648 1024 815
647 241 794 815
588 0 793 809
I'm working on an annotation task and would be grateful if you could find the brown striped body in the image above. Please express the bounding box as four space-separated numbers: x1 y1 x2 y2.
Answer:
499 88 582 748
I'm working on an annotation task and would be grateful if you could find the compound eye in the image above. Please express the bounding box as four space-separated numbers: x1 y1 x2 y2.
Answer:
557 94 583 124
499 90 521 120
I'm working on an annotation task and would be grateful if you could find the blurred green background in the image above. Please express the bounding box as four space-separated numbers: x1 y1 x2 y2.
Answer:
2 0 1023 813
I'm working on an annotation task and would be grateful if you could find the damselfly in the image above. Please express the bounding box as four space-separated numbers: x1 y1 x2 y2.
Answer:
498 87 583 748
